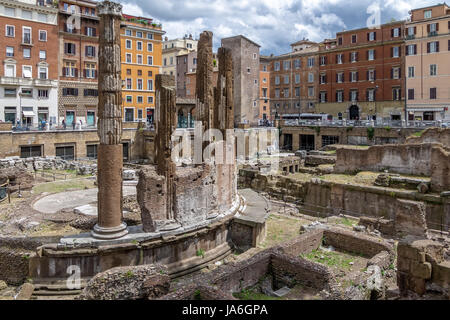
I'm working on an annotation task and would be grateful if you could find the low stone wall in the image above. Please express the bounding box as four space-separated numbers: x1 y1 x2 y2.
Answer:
397 236 449 297
430 146 450 192
277 229 323 257
335 143 436 176
406 128 450 148
0 156 97 175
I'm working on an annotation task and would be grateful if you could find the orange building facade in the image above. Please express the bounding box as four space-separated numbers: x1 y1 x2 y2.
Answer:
120 14 165 124
259 56 271 121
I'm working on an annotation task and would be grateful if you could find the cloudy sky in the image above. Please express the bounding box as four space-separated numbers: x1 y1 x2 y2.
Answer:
118 0 438 55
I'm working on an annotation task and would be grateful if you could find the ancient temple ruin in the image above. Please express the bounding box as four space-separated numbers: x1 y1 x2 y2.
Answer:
137 31 238 232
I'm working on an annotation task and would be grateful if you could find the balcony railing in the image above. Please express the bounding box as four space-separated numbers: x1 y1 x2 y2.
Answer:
283 119 450 128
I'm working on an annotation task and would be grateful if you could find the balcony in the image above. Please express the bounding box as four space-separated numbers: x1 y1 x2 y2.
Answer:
406 34 415 40
428 31 437 37
21 36 33 46
0 77 22 86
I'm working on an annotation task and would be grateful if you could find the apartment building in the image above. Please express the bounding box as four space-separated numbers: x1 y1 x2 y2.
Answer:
221 35 261 126
317 21 406 121
0 0 59 127
268 40 320 120
176 51 198 98
162 35 197 80
121 14 164 124
405 3 450 121
259 55 271 121
58 0 99 127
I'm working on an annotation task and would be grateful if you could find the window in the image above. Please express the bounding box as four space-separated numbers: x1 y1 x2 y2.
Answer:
308 73 314 83
430 87 437 99
170 57 174 65
320 91 327 103
294 87 300 97
62 88 78 96
64 61 77 77
407 44 417 56
337 72 344 83
4 106 16 122
85 63 96 78
137 41 142 51
86 145 98 159
428 23 437 34
283 60 290 70
367 89 375 102
64 43 76 55
430 64 437 76
137 96 143 103
275 76 280 85
126 53 132 63
295 74 300 84
6 25 15 37
23 48 31 59
136 31 143 38
368 49 375 61
337 54 343 64
39 50 46 60
319 73 326 84
308 87 314 97
147 56 153 65
392 67 400 79
138 109 143 119
367 69 375 81
85 46 96 58
21 88 32 96
392 88 401 101
247 67 251 73
427 41 439 53
4 88 17 97
350 90 358 101
137 70 142 76
147 79 153 91
39 67 48 79
408 89 415 100
320 56 326 66
351 34 357 43
22 66 32 78
253 53 257 59
20 146 42 158
126 96 132 103
368 31 376 41
147 43 153 52
148 71 153 77
39 30 47 41
283 88 289 97
338 37 343 45
274 61 280 71
351 52 358 62
148 96 154 103
424 10 432 19
56 146 74 161
392 46 400 58
408 66 415 78
124 108 134 122
392 28 400 38
307 57 314 67
322 136 339 147
147 33 153 40
351 71 358 82
38 89 49 98
126 39 132 49
5 64 16 77
137 55 143 64
125 29 132 36
126 78 132 89
275 88 280 98
408 27 416 36
83 89 98 97
294 59 301 69
6 47 14 57
137 79 143 90
23 27 32 44
284 75 289 84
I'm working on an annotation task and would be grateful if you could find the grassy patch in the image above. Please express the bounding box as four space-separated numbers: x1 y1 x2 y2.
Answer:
412 130 425 137
233 288 282 300
301 249 354 270
335 217 357 227
32 178 96 194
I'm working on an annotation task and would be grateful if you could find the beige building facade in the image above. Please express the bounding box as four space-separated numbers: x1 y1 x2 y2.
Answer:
405 3 450 121
162 35 197 80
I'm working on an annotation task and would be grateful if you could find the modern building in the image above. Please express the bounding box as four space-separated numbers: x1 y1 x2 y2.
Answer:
268 40 320 121
317 21 406 121
0 0 59 127
121 14 165 124
57 0 99 127
176 51 198 98
405 3 450 121
259 55 271 121
221 35 261 126
162 35 197 80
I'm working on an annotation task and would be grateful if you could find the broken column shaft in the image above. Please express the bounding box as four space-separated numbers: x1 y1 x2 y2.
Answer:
92 0 127 239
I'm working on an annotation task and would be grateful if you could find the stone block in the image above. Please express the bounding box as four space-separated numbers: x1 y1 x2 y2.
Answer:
410 262 432 279
16 283 34 300
367 251 391 270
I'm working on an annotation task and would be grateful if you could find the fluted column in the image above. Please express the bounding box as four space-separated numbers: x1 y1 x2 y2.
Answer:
92 0 128 239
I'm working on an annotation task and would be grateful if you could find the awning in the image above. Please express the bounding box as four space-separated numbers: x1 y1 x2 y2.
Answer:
22 111 35 117
407 107 445 112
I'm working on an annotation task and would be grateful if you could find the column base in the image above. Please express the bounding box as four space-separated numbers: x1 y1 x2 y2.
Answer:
91 222 128 240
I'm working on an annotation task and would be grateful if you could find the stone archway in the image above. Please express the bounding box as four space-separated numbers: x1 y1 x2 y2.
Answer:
349 105 360 120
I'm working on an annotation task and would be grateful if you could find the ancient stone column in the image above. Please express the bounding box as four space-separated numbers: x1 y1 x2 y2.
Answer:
92 0 128 239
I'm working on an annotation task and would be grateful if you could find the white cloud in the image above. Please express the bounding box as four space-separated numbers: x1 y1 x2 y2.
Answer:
118 0 438 55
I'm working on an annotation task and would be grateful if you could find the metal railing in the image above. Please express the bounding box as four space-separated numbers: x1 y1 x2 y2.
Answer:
283 119 450 128
12 124 97 132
